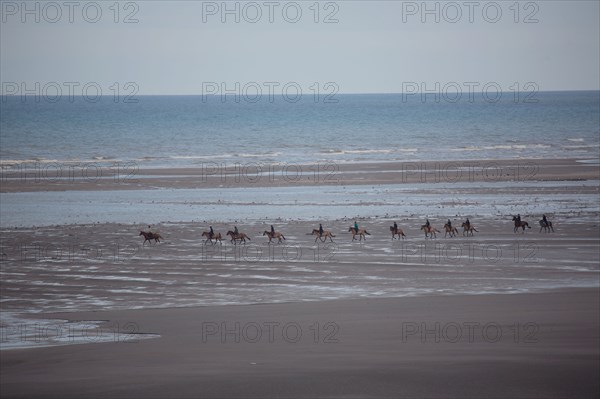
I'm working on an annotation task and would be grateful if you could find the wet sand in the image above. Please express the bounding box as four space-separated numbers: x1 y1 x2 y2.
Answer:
1 157 598 192
1 157 599 398
1 289 599 398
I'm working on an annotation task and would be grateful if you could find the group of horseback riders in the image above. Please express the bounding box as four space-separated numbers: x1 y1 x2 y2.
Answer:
513 213 554 233
207 224 264 239
144 213 554 245
422 218 470 231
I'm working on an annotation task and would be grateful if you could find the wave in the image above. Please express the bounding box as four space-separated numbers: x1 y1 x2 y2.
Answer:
318 149 414 155
451 144 552 152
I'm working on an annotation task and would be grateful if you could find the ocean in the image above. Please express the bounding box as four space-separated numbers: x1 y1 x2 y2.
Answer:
1 91 599 168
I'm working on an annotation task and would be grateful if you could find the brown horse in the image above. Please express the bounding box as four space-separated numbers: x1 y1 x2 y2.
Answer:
421 225 440 238
201 231 222 245
311 229 335 242
348 227 370 241
512 216 531 233
263 230 286 244
461 222 478 236
539 220 554 233
226 230 251 244
139 231 163 245
443 223 459 238
389 225 406 239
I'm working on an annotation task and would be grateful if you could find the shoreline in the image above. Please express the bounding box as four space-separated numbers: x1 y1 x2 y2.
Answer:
1 157 598 193
2 288 599 398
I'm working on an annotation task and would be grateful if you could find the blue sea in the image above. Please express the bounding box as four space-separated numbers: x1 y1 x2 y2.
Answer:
1 91 599 168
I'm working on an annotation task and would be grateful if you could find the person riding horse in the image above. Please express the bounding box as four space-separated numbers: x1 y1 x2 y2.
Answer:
234 226 239 236
425 219 430 228
319 223 324 237
542 214 548 227
271 225 275 235
393 222 398 234
464 218 470 228
447 219 452 229
354 221 359 232
209 226 214 239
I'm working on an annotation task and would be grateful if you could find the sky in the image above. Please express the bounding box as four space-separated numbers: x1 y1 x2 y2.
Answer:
1 0 599 95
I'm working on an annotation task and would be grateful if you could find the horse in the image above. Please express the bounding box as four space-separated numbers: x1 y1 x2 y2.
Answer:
263 230 286 244
420 225 440 238
201 231 222 245
539 220 554 233
443 223 459 238
311 229 336 243
389 225 406 239
512 216 531 233
461 222 478 237
348 227 370 241
226 230 251 244
139 231 162 245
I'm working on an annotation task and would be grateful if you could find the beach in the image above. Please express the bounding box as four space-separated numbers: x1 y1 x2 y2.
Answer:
1 156 599 398
1 290 598 398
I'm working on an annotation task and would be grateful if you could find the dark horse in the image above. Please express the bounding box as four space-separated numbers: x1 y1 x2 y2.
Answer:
139 231 163 245
539 220 554 233
512 216 531 233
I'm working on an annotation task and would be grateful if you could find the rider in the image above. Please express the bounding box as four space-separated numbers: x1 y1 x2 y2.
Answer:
234 226 239 236
542 214 548 227
271 225 275 235
209 226 214 239
319 223 324 237
517 214 521 222
425 219 430 228
393 221 398 234
354 220 359 232
447 219 452 229
465 218 470 228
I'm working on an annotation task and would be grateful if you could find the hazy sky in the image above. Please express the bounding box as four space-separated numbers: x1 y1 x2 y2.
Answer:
1 1 599 94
